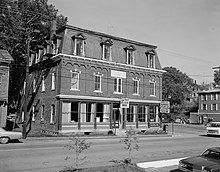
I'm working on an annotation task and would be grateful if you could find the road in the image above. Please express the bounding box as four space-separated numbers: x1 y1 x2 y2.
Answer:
0 124 219 172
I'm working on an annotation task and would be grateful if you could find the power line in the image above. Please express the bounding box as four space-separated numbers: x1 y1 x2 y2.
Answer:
157 48 216 64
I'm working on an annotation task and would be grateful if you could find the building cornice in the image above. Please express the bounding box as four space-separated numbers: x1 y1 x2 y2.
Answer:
53 54 166 74
56 94 161 104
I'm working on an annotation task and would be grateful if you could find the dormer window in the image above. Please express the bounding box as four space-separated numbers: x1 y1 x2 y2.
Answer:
72 34 86 56
101 39 113 61
146 51 155 68
125 45 135 65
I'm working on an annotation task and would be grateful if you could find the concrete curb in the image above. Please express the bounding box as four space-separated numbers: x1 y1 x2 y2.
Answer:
24 133 172 141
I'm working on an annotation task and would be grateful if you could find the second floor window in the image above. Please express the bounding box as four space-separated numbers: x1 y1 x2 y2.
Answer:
211 104 218 111
114 78 122 93
94 74 102 92
133 78 140 95
50 104 55 124
70 71 80 90
150 80 156 96
201 104 207 110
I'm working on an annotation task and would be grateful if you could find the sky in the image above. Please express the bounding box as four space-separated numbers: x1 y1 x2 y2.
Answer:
48 0 220 84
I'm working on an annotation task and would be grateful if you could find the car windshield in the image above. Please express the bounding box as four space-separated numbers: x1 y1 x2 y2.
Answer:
202 149 220 160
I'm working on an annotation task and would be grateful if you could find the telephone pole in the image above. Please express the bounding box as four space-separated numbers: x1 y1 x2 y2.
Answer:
22 14 40 139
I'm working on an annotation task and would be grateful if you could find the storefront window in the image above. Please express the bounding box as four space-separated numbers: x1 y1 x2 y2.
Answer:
96 103 103 122
149 106 156 122
127 105 135 122
138 105 145 122
71 102 78 122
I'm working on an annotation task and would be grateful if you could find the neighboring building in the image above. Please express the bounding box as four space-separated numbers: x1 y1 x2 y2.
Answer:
0 50 13 127
19 25 165 135
191 89 220 124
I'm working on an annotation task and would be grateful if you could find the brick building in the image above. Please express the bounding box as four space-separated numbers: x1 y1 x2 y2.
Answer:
191 89 220 124
20 25 165 135
0 50 13 127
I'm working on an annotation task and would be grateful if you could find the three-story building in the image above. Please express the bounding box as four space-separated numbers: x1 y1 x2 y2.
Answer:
197 89 220 123
20 25 165 135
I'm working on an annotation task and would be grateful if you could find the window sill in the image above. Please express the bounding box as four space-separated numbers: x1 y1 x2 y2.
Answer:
70 89 80 91
150 95 156 97
94 90 103 93
133 93 140 96
113 92 123 95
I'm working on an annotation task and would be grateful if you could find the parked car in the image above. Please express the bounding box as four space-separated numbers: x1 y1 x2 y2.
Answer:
206 122 220 136
179 147 220 171
0 127 22 144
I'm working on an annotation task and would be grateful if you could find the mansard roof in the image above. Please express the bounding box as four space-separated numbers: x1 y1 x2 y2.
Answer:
57 25 157 49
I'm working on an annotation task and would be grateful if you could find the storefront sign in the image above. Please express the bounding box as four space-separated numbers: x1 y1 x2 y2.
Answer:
160 101 170 113
120 98 129 108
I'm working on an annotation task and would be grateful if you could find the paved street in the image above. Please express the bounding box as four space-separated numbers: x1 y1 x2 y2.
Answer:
0 124 219 172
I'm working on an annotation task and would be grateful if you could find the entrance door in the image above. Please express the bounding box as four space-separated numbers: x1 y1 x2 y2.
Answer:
112 108 120 128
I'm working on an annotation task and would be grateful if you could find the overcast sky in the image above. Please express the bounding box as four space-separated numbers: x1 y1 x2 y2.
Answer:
48 0 220 84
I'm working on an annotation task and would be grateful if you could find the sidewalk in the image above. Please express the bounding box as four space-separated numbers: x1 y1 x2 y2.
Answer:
24 132 172 141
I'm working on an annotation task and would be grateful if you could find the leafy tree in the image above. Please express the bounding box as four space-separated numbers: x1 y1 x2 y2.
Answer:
162 67 197 119
0 0 67 113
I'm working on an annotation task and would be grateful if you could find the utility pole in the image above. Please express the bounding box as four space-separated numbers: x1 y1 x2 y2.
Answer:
22 14 40 139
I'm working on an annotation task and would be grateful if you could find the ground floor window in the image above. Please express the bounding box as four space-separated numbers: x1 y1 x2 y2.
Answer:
149 105 156 122
71 102 78 122
127 105 137 122
138 105 145 122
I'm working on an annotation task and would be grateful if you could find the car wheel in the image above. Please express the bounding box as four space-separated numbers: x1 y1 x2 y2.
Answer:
0 137 10 144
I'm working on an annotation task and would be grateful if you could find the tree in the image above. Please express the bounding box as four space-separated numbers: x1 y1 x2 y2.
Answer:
0 0 67 113
64 135 91 171
162 67 197 118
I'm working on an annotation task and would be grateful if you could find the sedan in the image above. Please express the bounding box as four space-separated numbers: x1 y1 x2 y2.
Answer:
179 147 220 172
0 127 22 144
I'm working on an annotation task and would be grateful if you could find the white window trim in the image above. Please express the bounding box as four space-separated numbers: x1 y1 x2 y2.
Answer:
42 76 45 92
51 73 55 90
50 104 55 124
41 105 45 121
126 49 135 65
133 78 140 95
33 79 36 93
74 38 85 56
94 73 103 92
102 44 112 61
147 53 155 68
70 70 81 91
32 106 35 122
149 80 156 96
114 78 123 94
